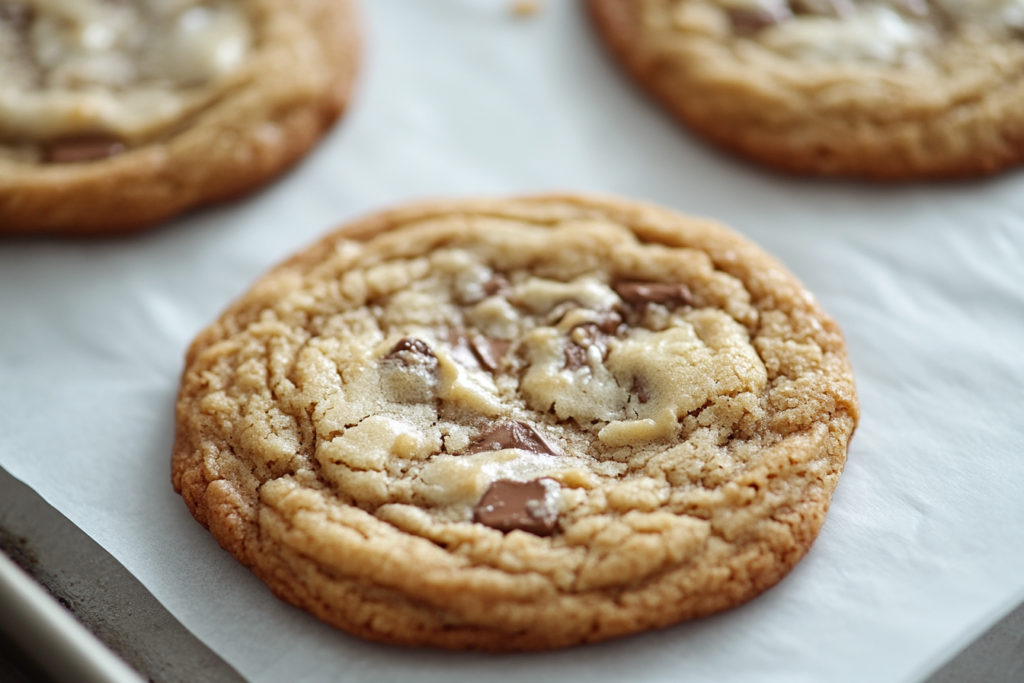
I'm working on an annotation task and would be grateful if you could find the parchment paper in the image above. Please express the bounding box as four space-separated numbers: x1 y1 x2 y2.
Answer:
3 2 1024 681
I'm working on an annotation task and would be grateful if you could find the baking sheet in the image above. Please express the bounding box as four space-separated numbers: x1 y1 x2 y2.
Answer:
3 1 1024 681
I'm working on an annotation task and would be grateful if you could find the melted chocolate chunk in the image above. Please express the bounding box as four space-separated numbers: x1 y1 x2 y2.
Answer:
483 274 511 297
565 318 619 370
726 5 792 34
466 421 561 456
447 331 482 370
380 338 438 403
473 478 559 536
470 335 509 373
384 338 437 366
569 323 613 360
43 136 126 164
595 311 624 335
447 331 509 373
614 281 692 310
564 342 588 371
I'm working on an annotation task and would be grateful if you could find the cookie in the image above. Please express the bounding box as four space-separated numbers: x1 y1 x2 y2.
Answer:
589 0 1024 179
172 195 859 650
0 0 358 236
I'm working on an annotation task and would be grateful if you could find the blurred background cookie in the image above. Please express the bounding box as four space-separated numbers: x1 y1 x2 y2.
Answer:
589 0 1024 179
0 0 359 236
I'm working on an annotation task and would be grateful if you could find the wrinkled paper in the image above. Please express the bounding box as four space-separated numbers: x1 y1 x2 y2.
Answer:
2 2 1024 681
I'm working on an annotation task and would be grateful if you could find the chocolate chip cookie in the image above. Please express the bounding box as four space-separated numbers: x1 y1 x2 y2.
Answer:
172 195 859 650
589 0 1024 178
0 0 358 236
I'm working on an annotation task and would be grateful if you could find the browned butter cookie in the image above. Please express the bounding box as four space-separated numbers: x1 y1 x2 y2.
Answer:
589 0 1024 179
172 195 859 650
0 0 358 236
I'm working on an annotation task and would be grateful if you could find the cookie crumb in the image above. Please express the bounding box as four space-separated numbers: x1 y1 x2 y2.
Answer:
510 0 542 18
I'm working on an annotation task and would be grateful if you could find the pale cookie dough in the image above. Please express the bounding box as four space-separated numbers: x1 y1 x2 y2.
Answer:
172 195 859 650
0 0 358 235
589 0 1024 178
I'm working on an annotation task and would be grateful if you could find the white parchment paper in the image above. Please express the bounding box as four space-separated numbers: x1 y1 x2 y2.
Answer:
3 2 1024 681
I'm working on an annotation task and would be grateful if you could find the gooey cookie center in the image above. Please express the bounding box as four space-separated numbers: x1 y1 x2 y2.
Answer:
311 237 768 538
0 0 251 161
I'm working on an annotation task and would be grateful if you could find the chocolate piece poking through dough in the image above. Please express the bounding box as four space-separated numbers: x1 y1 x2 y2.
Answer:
595 311 625 335
381 338 438 403
483 275 511 297
571 323 612 357
385 338 436 365
43 136 127 164
473 478 559 536
615 281 692 309
564 343 588 370
466 421 561 456
470 335 509 373
448 331 482 370
566 318 619 370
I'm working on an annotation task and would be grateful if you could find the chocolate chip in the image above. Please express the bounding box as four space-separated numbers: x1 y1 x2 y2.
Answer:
446 331 509 373
384 338 437 367
380 338 438 403
473 478 559 536
466 421 561 456
595 311 624 335
631 377 649 404
470 335 509 373
447 331 482 370
483 275 511 297
564 317 620 370
569 323 612 361
614 281 692 310
43 136 127 164
564 342 588 371
726 5 792 34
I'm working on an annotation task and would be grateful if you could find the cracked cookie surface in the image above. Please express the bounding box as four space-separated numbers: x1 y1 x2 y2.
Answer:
589 0 1024 178
172 194 859 650
0 0 358 235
